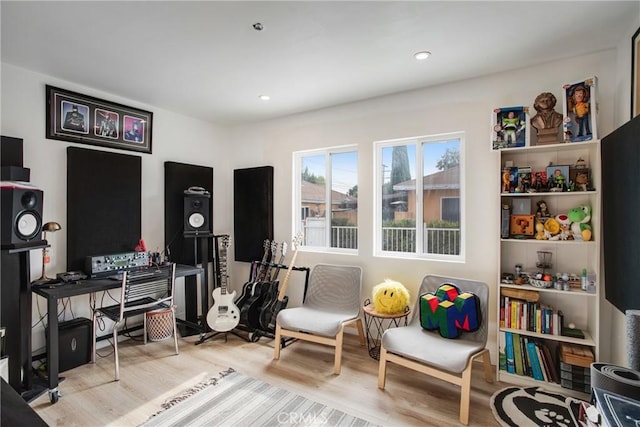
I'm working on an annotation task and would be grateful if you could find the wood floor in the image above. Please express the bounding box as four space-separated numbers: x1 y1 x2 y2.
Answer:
30 329 502 426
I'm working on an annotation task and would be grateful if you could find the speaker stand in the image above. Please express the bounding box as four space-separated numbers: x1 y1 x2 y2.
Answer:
1 242 48 397
181 233 213 339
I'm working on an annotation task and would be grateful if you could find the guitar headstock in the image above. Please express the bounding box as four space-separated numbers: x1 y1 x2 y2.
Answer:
270 240 279 261
221 235 231 249
281 242 288 257
292 231 304 250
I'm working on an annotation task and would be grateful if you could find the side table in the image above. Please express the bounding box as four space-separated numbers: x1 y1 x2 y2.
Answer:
363 300 410 360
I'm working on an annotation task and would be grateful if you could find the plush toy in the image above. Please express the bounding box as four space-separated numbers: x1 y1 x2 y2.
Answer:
372 279 410 314
568 205 592 241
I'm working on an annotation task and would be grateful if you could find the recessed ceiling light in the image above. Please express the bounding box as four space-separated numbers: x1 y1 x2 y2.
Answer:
259 95 270 101
414 51 431 61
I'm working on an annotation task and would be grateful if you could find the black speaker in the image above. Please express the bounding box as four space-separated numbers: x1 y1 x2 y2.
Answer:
1 185 43 247
184 188 211 235
46 318 92 373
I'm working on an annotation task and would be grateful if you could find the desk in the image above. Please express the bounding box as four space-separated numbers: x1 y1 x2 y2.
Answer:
32 264 203 403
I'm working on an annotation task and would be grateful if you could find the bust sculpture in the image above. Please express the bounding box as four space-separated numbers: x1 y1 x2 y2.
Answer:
530 92 564 144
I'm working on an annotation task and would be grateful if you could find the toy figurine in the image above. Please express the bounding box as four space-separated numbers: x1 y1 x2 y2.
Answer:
536 200 550 219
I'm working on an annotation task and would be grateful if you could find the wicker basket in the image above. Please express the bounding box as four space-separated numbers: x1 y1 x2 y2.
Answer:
146 308 174 342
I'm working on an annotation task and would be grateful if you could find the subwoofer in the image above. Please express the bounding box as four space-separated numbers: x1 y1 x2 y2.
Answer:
184 187 211 235
1 184 43 247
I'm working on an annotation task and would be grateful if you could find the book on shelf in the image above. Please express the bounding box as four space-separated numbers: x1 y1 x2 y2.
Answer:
513 333 524 376
505 331 515 374
526 341 545 381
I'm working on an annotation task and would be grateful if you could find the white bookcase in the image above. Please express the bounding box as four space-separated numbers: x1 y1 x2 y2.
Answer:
496 140 601 397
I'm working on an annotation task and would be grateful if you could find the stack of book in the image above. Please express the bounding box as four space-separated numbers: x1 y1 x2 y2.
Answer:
559 343 593 393
500 296 563 335
499 331 559 383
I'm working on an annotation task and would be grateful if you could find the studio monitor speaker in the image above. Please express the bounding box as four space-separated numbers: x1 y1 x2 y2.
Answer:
1 184 43 247
184 187 211 235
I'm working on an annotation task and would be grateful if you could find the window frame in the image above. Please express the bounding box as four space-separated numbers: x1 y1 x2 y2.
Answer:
373 132 465 261
293 145 359 254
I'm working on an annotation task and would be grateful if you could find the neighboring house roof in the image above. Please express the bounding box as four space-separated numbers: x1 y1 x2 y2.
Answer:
301 180 355 205
393 165 460 191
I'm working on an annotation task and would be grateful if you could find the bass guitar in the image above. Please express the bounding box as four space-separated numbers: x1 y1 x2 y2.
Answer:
260 232 303 333
257 241 288 330
240 240 278 330
206 236 240 332
235 239 270 314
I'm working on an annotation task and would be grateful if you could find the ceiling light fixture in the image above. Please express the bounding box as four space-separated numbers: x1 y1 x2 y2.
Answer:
253 23 263 31
259 95 270 101
414 51 431 61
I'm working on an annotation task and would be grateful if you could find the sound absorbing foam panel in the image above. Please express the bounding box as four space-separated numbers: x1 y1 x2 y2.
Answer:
164 161 213 265
233 166 274 262
67 147 141 272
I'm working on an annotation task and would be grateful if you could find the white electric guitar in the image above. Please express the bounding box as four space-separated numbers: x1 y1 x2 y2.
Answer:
206 236 240 332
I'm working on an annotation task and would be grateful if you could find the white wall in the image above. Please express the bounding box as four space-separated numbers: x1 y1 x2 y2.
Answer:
1 63 232 352
228 49 619 364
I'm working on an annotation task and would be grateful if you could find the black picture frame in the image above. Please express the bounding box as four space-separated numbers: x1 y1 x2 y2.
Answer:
632 26 640 119
46 85 153 154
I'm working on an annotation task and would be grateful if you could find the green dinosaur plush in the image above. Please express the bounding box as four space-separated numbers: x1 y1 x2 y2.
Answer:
568 205 592 241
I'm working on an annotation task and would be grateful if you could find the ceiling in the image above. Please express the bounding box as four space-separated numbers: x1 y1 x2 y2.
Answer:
2 1 638 126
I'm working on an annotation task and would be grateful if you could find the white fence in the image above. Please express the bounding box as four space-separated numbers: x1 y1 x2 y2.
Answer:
301 221 460 254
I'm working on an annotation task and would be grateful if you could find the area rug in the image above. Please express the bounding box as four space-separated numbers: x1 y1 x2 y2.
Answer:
140 368 376 426
490 386 586 427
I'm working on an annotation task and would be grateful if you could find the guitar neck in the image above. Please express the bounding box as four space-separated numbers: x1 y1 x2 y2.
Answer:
277 249 299 301
218 237 230 294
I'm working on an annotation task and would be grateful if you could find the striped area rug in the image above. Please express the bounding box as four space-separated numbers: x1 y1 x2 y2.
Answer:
140 368 376 426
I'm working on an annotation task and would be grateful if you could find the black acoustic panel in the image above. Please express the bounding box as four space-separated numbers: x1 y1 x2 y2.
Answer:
234 166 273 262
67 147 141 272
602 115 640 313
164 162 213 265
1 136 24 167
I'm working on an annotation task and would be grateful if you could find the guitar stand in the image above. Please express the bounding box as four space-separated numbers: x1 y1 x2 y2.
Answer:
195 328 249 345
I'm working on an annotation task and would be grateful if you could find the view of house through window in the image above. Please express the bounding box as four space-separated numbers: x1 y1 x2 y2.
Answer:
295 147 358 251
376 133 463 259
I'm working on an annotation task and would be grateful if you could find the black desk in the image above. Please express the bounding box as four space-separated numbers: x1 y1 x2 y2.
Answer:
32 263 204 403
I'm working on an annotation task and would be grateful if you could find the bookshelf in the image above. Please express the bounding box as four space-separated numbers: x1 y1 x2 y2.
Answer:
496 140 601 397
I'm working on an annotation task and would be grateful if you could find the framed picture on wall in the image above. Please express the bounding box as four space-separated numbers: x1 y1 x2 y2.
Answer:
491 106 529 150
46 85 153 154
562 77 598 143
632 26 640 119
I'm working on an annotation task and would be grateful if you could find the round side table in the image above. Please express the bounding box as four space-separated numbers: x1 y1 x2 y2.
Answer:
363 300 410 360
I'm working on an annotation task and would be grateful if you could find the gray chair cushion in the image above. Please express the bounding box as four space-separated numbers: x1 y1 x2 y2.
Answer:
277 307 357 337
382 322 485 373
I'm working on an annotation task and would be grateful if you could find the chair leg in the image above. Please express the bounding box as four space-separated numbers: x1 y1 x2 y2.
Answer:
481 350 493 382
172 310 179 355
113 323 120 381
143 314 148 345
273 324 282 360
377 347 387 389
334 327 344 375
459 365 472 425
355 318 365 346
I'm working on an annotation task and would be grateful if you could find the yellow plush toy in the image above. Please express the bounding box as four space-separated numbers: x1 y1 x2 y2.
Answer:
372 279 410 314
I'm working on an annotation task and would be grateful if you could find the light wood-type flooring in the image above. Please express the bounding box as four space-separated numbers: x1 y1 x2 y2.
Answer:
30 329 502 426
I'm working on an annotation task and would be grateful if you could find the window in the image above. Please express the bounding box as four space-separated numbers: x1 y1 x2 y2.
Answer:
294 146 358 251
374 133 464 260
